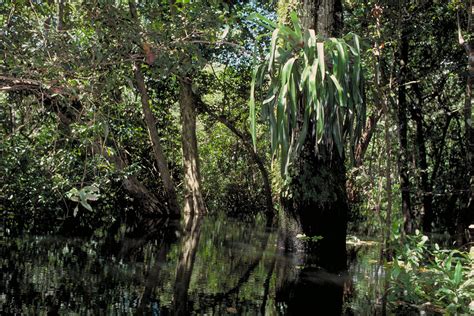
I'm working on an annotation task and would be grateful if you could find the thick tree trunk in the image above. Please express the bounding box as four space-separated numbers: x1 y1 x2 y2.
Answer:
397 25 414 234
286 142 348 269
179 79 206 216
133 64 180 217
279 0 347 270
280 0 342 37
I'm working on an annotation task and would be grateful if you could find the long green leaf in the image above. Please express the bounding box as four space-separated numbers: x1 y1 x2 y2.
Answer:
277 84 288 149
268 29 279 72
280 114 290 176
296 104 310 154
309 58 319 103
269 110 277 156
330 74 344 106
250 13 277 30
290 11 302 40
281 57 296 86
249 65 259 150
317 42 325 81
300 64 311 91
453 261 462 285
289 72 298 129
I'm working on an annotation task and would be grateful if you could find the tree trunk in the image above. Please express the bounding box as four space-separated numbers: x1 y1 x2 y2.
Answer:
354 108 383 168
281 0 343 37
286 142 349 269
397 23 414 234
133 64 180 217
57 0 65 31
411 85 433 232
279 0 347 270
92 142 167 215
128 0 180 217
372 11 393 258
179 79 206 216
383 107 393 259
348 108 383 205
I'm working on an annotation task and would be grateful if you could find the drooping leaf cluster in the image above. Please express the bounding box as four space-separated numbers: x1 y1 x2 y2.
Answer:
249 12 365 176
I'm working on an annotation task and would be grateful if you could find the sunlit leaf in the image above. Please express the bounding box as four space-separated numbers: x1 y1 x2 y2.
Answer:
268 29 279 72
317 42 325 81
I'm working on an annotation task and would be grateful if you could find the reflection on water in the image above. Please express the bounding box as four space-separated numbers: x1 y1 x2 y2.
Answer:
1 214 387 315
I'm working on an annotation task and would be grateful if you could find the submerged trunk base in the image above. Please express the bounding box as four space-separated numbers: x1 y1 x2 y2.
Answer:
283 146 348 272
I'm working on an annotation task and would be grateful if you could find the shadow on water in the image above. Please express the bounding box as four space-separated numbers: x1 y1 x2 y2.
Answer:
2 213 390 315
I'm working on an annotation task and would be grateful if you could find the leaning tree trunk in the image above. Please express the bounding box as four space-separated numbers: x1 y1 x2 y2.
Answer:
278 0 348 271
129 0 180 217
133 64 180 217
180 79 206 216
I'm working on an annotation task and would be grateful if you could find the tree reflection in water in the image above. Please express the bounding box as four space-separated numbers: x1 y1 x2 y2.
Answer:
173 214 203 315
2 214 384 315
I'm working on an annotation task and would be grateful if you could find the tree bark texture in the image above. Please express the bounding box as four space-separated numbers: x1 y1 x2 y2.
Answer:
179 80 206 216
279 0 343 37
128 0 180 217
57 0 65 31
354 108 383 168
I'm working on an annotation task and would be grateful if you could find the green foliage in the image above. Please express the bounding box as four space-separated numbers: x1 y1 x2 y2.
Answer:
66 185 100 216
1 0 274 232
388 231 474 314
295 233 323 243
197 64 270 214
249 13 365 176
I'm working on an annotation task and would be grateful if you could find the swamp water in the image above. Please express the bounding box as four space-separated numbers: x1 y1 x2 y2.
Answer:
2 215 390 315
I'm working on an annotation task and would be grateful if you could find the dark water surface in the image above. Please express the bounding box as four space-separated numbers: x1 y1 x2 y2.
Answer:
1 214 385 315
